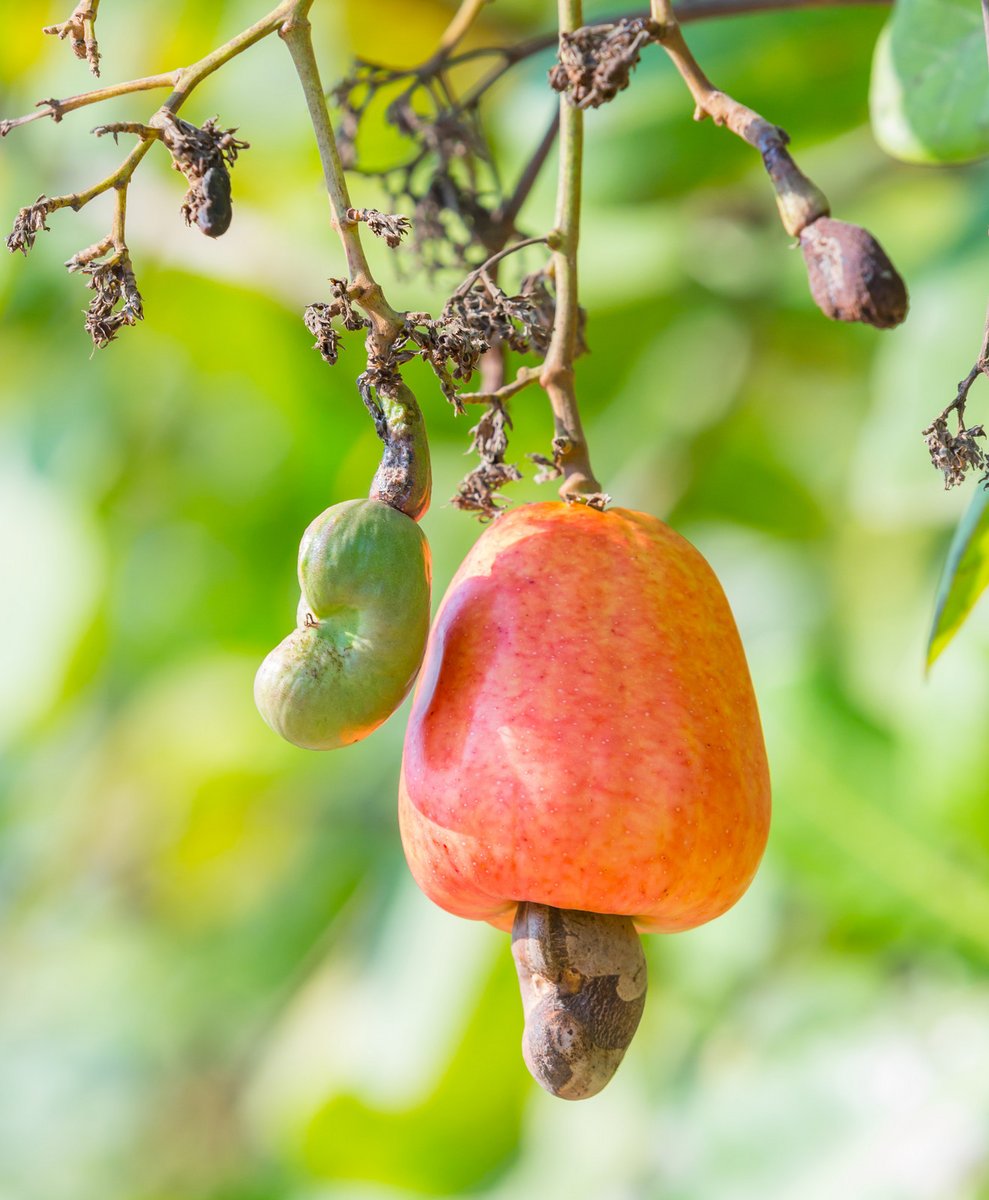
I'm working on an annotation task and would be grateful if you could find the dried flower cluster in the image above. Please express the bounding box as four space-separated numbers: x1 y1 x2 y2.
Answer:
453 400 523 518
549 19 655 109
159 115 249 239
348 207 411 248
303 304 342 365
6 196 52 255
923 418 986 490
68 251 144 348
304 278 371 365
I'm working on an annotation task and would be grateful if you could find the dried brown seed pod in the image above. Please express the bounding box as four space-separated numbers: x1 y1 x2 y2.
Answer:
799 217 908 330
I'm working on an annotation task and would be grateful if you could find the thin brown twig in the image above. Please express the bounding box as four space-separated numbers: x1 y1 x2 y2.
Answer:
933 307 989 431
453 0 890 109
44 0 103 76
647 0 829 234
12 3 295 229
461 364 542 405
0 74 178 137
453 236 550 297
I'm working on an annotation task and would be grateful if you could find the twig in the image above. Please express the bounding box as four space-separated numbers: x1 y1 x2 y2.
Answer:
453 236 550 298
0 74 178 137
279 3 404 347
933 307 989 431
647 0 828 235
281 4 431 520
13 3 296 224
433 0 494 61
540 0 602 501
453 0 890 108
44 0 102 76
461 365 542 405
493 112 561 238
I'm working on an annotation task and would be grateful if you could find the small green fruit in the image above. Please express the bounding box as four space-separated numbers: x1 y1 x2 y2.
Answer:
255 498 431 750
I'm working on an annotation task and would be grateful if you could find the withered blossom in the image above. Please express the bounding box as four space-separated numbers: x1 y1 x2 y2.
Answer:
6 197 52 255
453 401 523 518
549 19 654 110
923 417 986 489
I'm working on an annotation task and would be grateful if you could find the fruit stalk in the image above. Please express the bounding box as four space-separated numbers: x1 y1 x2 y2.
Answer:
539 0 603 502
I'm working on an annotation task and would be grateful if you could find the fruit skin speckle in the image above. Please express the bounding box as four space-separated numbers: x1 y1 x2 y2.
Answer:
399 501 770 934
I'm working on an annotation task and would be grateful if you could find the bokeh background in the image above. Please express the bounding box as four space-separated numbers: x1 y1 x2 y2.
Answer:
3 2 989 1197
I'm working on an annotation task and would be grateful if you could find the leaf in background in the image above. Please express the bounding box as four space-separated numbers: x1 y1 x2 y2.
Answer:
928 483 989 667
869 0 989 164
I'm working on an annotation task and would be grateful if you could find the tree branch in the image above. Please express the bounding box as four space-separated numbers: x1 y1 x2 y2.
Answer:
648 0 829 235
279 4 404 346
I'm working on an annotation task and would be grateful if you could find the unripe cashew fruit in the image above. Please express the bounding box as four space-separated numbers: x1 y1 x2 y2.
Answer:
399 501 770 934
255 498 431 750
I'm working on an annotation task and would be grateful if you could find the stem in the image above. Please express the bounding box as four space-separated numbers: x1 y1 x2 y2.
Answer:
0 74 177 135
280 6 404 345
453 236 550 297
539 0 602 500
462 364 542 405
455 0 889 108
162 3 294 112
281 6 429 520
44 136 155 215
435 0 493 58
648 0 829 235
110 182 127 249
930 304 989 431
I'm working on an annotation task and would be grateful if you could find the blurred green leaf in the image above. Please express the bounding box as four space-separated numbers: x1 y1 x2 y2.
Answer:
928 483 989 667
302 955 526 1193
870 0 989 164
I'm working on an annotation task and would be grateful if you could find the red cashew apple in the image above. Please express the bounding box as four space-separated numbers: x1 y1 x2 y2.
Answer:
399 501 770 1098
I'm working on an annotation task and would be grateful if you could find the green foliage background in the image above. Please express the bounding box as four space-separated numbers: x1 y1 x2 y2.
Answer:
3 2 989 1197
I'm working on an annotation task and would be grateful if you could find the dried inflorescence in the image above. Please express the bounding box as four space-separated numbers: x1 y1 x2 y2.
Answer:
799 217 908 330
6 196 53 255
159 115 249 238
44 2 101 76
67 250 144 348
303 279 371 365
348 207 411 248
549 19 655 109
528 437 568 485
452 400 523 518
923 417 987 490
303 304 343 365
332 62 501 271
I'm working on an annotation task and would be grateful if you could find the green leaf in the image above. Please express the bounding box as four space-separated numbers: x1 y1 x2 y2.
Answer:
870 0 989 164
928 484 989 667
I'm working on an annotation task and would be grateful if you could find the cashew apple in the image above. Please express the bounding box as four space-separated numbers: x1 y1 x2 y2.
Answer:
399 501 770 934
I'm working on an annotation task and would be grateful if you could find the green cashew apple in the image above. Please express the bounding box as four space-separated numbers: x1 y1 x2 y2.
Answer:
255 498 431 750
